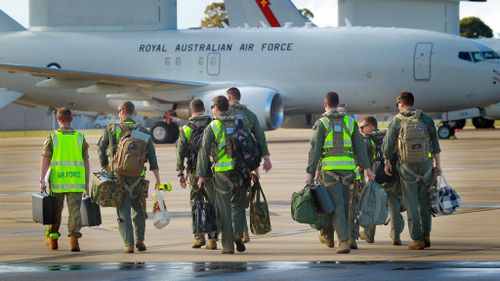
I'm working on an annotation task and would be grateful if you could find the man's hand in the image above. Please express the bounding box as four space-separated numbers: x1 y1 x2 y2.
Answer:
365 169 375 181
197 177 205 189
40 180 47 192
305 173 314 185
384 160 393 176
263 155 272 173
179 175 187 188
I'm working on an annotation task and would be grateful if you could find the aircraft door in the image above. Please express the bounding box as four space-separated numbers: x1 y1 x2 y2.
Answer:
414 43 433 81
207 52 221 76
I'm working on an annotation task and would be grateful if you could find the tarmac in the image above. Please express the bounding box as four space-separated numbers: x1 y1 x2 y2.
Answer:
0 127 499 280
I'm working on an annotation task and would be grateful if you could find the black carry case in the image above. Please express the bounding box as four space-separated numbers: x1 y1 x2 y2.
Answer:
81 196 102 227
32 192 57 225
192 192 216 234
309 183 335 215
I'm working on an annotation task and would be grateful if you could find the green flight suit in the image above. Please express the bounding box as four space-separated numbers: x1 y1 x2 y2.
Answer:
196 112 247 252
307 110 371 244
383 109 441 243
228 102 271 233
176 114 217 240
42 128 89 238
97 118 159 247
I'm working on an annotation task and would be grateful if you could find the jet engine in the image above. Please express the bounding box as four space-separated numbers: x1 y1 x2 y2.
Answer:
197 86 284 130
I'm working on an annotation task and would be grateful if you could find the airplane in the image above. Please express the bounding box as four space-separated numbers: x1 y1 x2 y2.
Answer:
225 0 500 132
0 9 499 143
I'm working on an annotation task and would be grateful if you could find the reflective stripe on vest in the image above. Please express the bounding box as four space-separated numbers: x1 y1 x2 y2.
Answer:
49 131 86 193
320 115 356 171
182 125 193 143
210 120 235 172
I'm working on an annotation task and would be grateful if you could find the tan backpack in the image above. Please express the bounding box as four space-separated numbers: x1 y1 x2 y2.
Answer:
395 110 431 164
111 124 148 177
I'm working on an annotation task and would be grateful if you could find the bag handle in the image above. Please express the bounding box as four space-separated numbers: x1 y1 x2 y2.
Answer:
438 173 449 188
252 176 267 203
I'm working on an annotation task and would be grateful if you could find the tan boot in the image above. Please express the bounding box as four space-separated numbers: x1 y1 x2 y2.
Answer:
135 240 147 252
319 234 335 248
242 231 250 243
123 245 134 253
337 240 351 254
47 238 58 250
408 241 425 250
206 239 217 250
70 237 80 252
424 236 431 248
191 238 206 248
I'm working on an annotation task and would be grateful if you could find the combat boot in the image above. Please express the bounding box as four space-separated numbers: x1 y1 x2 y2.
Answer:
123 245 134 253
206 239 217 250
135 240 147 252
242 231 250 243
319 234 335 248
392 236 402 246
337 240 351 254
191 237 206 248
46 230 59 250
424 236 431 248
349 239 358 250
47 238 58 250
234 239 246 252
70 237 80 252
407 241 425 250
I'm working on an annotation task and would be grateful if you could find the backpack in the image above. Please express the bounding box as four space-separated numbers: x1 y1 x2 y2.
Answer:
226 119 261 175
185 123 207 172
111 123 148 177
396 110 431 164
357 181 389 226
369 130 399 185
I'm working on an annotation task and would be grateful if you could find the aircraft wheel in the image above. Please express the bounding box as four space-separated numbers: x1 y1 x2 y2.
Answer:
472 117 495 129
438 125 453 139
454 119 466 130
151 122 179 144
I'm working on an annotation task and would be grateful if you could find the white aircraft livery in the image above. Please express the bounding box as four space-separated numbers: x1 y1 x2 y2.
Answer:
0 10 499 142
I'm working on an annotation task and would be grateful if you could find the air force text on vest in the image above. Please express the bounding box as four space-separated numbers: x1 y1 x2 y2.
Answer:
56 171 81 179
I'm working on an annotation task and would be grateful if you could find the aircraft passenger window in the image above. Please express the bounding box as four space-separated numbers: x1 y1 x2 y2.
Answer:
458 52 471 62
471 52 485 62
198 57 204 65
164 57 171 65
176 57 182 65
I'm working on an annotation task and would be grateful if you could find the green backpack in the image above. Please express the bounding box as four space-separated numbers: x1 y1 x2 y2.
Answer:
291 185 330 230
396 110 431 164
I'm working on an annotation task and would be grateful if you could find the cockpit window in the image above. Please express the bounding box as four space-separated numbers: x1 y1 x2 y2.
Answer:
458 52 471 61
458 51 499 63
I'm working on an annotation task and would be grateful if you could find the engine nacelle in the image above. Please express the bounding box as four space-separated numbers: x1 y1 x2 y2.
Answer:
196 87 284 130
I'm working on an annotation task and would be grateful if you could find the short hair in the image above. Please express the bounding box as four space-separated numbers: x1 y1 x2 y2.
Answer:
226 87 241 101
325 92 339 107
119 101 135 115
212 95 229 112
57 107 72 123
397 91 414 106
360 115 378 129
189 98 205 113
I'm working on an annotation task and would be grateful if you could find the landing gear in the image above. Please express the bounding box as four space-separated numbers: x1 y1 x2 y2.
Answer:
151 121 179 144
472 117 495 129
437 124 454 139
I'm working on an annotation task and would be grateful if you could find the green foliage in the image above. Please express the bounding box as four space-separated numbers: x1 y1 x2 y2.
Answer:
201 2 228 28
299 8 314 19
460 17 493 38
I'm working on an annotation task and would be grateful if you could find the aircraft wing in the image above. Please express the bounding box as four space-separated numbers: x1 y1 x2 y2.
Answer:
0 63 208 90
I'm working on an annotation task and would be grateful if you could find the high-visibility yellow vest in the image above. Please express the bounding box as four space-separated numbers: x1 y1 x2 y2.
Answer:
210 119 235 172
49 130 86 193
320 114 356 171
182 125 193 142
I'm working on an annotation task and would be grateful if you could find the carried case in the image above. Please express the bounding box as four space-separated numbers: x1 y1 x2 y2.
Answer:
81 195 102 227
32 191 57 225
